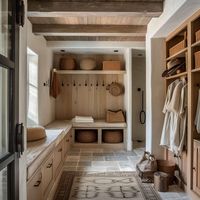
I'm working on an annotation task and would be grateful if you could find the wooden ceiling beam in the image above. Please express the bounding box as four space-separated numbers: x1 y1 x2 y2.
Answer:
32 24 147 36
44 36 146 41
28 1 163 17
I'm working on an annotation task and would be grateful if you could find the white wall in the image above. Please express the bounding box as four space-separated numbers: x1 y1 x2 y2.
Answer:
27 20 55 126
132 56 146 142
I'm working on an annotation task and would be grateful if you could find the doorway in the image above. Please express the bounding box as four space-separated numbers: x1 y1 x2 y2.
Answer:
132 50 146 149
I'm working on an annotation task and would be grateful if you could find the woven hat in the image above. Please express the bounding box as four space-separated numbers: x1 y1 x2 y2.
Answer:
109 82 124 96
167 58 182 69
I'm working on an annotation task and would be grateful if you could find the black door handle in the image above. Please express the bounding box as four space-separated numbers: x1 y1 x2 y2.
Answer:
16 123 24 157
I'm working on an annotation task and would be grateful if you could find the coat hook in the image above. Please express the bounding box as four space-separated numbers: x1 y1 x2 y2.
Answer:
43 80 49 87
102 80 105 87
85 80 87 87
96 81 98 87
62 81 64 87
73 80 76 87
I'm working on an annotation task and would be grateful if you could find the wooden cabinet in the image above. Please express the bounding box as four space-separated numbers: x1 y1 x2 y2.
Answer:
27 170 43 200
42 154 53 197
193 140 200 195
27 125 73 200
54 141 63 177
63 130 72 159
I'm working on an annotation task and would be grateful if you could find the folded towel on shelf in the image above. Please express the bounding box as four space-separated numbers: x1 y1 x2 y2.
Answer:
72 116 94 123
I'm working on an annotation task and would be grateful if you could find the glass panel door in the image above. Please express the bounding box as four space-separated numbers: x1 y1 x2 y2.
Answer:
0 0 12 59
0 67 9 157
0 0 20 199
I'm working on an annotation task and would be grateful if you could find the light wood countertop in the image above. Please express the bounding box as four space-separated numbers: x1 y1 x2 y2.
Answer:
26 121 72 180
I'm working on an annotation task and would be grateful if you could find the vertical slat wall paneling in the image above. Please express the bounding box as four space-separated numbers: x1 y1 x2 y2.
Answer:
54 53 125 120
55 74 125 120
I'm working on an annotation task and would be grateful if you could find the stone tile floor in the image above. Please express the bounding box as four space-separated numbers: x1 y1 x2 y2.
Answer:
63 146 190 200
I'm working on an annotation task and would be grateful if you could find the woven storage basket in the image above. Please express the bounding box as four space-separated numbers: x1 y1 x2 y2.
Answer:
59 57 76 70
157 160 175 176
195 51 200 69
154 172 169 192
80 58 96 70
169 40 185 57
106 110 125 123
195 29 200 42
75 130 97 143
102 130 123 143
157 160 176 184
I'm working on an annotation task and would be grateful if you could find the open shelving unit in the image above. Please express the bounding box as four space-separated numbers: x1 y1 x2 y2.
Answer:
163 9 200 199
164 22 189 186
53 52 129 150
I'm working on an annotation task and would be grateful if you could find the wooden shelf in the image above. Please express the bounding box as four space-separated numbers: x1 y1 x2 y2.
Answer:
166 48 188 61
192 68 200 73
55 69 126 75
165 71 188 80
192 40 200 48
72 120 127 128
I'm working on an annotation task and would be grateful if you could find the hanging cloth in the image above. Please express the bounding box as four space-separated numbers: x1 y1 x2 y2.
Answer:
195 89 200 133
50 69 61 98
160 79 179 147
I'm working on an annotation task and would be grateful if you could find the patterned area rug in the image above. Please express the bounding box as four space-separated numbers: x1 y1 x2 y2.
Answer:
54 171 161 200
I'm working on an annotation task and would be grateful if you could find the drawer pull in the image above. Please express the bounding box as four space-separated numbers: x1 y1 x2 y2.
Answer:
47 163 53 168
58 148 62 152
34 180 41 187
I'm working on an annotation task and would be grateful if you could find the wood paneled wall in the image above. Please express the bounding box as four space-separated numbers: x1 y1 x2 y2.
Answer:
55 74 125 120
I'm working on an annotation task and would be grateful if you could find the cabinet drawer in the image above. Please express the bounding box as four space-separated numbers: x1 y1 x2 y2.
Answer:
27 170 43 200
42 154 53 195
54 141 63 176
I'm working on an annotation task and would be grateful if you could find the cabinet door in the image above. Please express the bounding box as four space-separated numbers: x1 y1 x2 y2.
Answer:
42 154 53 196
193 141 200 195
54 142 63 177
27 170 43 200
63 131 72 159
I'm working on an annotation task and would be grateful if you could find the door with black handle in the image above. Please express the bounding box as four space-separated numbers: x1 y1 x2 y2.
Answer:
0 0 24 199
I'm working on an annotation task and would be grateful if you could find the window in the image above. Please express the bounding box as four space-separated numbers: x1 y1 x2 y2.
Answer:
27 48 39 126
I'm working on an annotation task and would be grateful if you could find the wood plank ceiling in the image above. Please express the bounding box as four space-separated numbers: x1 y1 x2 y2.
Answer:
27 0 164 42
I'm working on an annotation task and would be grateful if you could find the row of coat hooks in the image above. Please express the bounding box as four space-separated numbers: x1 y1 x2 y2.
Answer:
60 80 117 87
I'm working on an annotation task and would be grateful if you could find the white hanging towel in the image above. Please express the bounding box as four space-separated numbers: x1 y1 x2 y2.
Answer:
160 80 179 147
195 89 200 133
168 81 184 153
